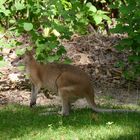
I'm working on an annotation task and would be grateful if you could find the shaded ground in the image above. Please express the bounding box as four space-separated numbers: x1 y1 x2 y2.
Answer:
0 33 140 108
0 88 140 109
65 34 136 88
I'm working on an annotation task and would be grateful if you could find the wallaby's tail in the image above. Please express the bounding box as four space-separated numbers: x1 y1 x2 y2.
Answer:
91 105 140 113
92 104 140 113
86 92 140 113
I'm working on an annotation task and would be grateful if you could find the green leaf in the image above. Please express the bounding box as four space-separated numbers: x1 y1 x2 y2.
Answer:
16 41 23 46
76 12 84 19
86 2 97 13
0 0 6 6
23 23 33 31
135 47 140 52
120 38 133 46
134 35 140 44
128 55 140 62
0 26 5 37
115 61 125 68
97 10 109 14
123 71 134 80
57 46 66 55
102 15 111 21
16 49 25 56
9 19 16 24
120 5 131 14
0 55 3 61
47 55 60 62
0 5 11 16
15 2 25 10
63 58 72 64
93 15 102 25
115 44 125 51
5 10 11 16
49 41 59 49
110 24 122 33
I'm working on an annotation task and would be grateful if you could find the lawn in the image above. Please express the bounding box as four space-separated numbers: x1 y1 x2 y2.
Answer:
0 104 140 140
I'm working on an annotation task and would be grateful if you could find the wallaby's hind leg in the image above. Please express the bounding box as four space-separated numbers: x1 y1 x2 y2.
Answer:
30 84 41 107
58 89 70 116
85 93 97 112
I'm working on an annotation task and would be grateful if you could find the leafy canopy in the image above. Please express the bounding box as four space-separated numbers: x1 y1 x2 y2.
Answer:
0 0 111 64
111 0 140 79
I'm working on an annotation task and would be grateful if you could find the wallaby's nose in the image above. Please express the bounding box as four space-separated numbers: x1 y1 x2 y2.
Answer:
11 61 14 65
11 56 22 66
11 60 16 67
11 61 14 66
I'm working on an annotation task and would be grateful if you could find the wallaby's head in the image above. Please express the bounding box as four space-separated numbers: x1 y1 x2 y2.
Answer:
23 50 34 64
11 50 34 67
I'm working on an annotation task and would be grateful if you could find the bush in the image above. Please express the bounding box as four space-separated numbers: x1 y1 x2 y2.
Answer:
0 0 111 64
111 0 140 80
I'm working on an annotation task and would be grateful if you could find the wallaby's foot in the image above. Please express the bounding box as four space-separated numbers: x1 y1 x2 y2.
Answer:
44 93 53 99
39 112 57 116
58 110 69 116
30 102 36 108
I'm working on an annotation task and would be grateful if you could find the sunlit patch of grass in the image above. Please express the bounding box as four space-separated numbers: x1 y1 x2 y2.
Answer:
0 104 140 140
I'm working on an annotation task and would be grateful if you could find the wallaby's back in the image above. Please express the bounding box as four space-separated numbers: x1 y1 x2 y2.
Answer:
36 63 92 95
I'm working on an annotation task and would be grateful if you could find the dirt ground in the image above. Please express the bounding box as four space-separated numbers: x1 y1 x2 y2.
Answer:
0 33 140 108
0 88 139 109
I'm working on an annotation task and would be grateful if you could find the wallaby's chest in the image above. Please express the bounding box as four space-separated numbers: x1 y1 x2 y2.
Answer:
39 68 62 92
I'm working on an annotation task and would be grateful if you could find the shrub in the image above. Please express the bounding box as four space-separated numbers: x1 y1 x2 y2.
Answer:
111 0 140 79
0 0 111 64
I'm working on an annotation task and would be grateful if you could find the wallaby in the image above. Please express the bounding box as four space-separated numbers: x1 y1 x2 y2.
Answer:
11 50 140 116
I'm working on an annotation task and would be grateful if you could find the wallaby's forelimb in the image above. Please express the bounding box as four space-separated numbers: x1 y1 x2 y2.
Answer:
30 84 40 107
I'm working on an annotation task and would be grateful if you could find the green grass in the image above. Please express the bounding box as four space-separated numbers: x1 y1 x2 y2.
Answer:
0 104 140 140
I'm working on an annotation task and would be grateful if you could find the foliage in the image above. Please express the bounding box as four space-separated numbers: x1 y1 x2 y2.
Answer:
86 2 111 26
111 0 140 79
0 0 111 64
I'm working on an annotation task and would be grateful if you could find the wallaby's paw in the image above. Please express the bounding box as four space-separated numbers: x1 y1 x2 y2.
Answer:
30 102 36 108
58 111 69 116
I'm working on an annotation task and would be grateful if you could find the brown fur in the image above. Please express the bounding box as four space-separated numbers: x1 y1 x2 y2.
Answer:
11 51 140 115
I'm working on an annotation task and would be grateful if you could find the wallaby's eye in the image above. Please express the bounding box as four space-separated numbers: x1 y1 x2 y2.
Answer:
19 57 22 60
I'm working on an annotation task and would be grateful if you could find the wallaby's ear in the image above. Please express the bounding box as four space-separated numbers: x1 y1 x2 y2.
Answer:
25 49 31 56
32 47 36 54
25 47 35 56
